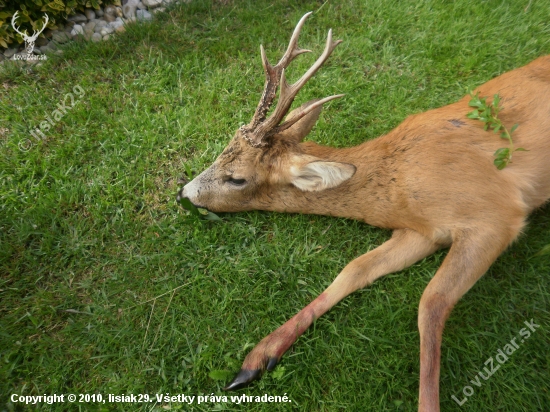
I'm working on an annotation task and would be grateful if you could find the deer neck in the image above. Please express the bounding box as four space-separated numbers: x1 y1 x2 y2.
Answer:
259 139 400 228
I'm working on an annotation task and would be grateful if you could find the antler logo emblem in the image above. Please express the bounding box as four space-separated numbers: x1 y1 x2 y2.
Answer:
11 11 49 55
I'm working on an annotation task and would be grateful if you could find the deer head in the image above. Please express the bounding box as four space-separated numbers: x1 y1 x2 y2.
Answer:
12 11 49 55
177 12 356 213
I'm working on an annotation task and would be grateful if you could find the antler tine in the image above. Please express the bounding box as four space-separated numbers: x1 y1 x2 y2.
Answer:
273 94 345 135
288 29 342 98
11 11 28 37
253 28 342 139
259 12 313 81
33 14 49 39
241 13 343 147
245 12 313 134
273 11 313 69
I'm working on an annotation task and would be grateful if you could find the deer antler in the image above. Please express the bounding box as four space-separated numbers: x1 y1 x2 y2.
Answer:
11 11 28 39
31 13 49 41
240 12 343 147
11 12 49 41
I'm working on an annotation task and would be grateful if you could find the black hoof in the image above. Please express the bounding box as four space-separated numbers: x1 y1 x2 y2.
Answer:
266 357 278 371
223 369 261 391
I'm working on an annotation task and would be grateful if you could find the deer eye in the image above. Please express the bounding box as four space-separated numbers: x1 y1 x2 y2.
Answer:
226 177 247 186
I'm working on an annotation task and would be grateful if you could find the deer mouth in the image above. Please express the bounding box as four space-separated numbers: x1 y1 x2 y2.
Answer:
176 193 212 213
177 195 223 221
175 187 186 203
176 192 202 210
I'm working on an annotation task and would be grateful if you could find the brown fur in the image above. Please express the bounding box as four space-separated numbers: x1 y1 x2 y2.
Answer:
178 32 550 411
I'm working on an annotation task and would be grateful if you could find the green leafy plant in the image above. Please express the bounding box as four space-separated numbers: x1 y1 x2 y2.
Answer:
179 197 222 222
467 92 527 169
270 365 285 380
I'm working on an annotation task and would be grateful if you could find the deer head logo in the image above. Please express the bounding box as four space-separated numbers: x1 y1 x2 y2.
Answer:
11 11 49 55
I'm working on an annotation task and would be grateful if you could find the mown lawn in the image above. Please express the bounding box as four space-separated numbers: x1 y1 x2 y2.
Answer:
1 0 549 411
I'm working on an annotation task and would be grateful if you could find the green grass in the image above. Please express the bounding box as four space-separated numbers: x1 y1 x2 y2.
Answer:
1 0 549 411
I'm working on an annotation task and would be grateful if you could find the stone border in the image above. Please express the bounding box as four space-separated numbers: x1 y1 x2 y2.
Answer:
0 0 186 66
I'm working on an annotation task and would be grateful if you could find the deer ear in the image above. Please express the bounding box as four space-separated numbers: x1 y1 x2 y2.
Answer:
276 99 323 143
290 155 356 192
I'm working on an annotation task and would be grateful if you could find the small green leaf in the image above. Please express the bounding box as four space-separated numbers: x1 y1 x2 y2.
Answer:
493 94 500 107
467 110 479 119
494 147 511 169
514 147 528 152
494 147 510 157
204 211 223 221
271 365 286 380
468 96 481 107
494 158 507 169
535 244 550 256
208 370 233 381
178 198 223 221
511 124 519 133
179 197 201 217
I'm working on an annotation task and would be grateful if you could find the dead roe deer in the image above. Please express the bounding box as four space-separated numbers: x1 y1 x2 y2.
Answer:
176 12 550 411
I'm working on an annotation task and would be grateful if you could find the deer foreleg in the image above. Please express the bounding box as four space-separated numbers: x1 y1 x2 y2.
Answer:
224 228 440 390
417 225 522 412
